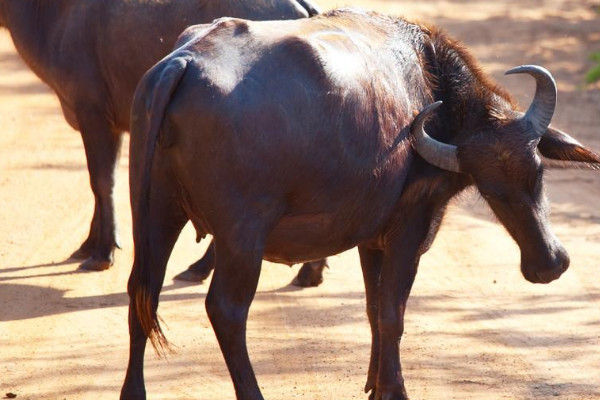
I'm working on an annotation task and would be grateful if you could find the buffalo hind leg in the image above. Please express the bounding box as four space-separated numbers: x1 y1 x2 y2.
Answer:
72 110 123 271
292 258 328 287
120 175 188 400
174 241 327 288
206 223 271 400
173 240 216 283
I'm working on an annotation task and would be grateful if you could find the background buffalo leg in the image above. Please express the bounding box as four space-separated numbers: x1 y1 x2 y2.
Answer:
72 109 123 271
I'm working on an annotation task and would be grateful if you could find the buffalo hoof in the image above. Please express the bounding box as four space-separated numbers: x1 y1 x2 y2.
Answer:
120 386 146 400
79 257 112 271
291 260 327 287
370 384 410 400
173 268 211 283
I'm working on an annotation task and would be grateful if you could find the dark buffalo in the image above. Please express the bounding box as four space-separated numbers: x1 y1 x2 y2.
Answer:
122 9 600 400
0 0 325 284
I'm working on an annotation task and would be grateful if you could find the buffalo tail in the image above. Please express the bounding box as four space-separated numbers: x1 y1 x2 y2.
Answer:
130 55 191 357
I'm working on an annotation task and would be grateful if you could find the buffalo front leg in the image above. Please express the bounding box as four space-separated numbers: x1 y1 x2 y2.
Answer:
71 112 123 271
375 222 428 400
358 246 384 400
206 227 268 400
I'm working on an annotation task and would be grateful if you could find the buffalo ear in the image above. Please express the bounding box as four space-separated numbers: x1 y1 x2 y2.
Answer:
538 126 600 166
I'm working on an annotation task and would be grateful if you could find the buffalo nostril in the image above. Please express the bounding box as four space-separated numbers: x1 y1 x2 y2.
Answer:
534 251 570 284
523 246 570 284
534 270 557 284
558 249 570 272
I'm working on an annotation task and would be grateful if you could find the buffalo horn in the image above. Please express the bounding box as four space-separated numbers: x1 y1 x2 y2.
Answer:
505 65 557 139
411 101 460 173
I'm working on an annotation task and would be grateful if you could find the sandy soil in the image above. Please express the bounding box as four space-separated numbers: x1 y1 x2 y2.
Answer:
1 0 599 399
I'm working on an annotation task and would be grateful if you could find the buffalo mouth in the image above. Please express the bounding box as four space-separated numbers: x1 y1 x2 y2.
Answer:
521 250 570 284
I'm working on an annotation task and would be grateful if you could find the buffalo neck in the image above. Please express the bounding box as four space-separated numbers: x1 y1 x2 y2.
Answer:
422 28 515 147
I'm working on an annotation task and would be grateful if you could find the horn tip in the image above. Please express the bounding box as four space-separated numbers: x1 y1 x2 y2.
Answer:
424 100 443 112
505 65 527 75
505 64 552 77
414 101 443 125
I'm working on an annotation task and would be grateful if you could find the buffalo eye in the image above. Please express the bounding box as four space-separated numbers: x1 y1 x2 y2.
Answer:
479 188 508 204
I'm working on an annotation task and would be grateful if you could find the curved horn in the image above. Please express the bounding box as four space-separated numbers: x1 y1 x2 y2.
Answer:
411 101 460 173
505 65 557 139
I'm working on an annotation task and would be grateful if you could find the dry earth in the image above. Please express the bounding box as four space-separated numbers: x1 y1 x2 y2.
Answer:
1 0 599 399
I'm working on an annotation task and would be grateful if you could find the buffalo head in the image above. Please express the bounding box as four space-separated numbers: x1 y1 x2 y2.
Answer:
412 65 600 284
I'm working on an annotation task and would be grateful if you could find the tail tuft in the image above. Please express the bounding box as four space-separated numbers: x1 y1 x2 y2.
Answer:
134 288 173 358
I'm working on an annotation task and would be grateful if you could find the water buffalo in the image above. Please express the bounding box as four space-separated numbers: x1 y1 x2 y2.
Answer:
0 0 325 284
122 9 600 400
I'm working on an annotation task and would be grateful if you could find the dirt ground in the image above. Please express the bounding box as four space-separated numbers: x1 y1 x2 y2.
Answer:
1 0 599 399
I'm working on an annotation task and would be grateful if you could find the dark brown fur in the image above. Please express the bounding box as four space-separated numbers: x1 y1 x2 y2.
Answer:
123 9 600 400
0 0 320 270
